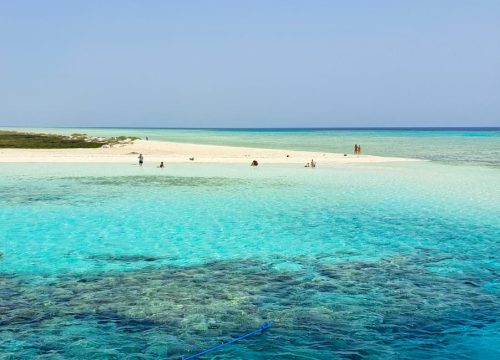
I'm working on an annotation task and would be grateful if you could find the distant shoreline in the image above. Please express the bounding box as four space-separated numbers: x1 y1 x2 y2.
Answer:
1 126 499 131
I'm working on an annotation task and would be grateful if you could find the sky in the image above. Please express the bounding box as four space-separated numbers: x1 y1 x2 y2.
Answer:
0 0 499 128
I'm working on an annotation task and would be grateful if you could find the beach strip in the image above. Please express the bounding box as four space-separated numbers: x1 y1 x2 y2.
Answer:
0 140 417 164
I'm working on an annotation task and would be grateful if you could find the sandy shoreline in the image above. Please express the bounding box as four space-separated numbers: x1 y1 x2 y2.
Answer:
0 140 417 164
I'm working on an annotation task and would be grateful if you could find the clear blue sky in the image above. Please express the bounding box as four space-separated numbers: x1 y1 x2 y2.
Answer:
0 0 499 128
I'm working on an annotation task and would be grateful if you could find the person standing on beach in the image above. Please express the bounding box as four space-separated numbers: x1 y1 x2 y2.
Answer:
358 145 362 155
354 144 358 155
138 154 144 166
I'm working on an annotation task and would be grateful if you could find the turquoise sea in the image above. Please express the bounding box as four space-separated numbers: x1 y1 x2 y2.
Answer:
1 128 499 359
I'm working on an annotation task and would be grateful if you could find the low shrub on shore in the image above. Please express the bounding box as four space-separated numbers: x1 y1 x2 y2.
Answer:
0 131 140 149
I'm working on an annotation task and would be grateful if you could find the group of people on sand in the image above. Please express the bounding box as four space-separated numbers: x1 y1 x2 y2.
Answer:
354 144 362 155
139 155 320 168
304 159 316 168
139 151 389 168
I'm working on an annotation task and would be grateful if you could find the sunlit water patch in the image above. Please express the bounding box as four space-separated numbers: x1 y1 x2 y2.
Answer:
0 162 499 359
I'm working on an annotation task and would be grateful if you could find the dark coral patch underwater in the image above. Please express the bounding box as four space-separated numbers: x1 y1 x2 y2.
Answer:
0 254 499 359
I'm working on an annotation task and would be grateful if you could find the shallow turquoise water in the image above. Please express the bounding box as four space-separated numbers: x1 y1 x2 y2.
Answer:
1 160 499 359
4 127 500 167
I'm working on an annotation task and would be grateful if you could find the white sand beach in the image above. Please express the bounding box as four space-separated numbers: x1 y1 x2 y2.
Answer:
0 139 417 164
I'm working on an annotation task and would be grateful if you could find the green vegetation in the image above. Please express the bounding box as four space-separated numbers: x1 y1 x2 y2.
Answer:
109 135 141 142
0 131 140 149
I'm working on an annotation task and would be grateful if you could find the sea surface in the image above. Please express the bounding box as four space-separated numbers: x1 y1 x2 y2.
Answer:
0 128 499 359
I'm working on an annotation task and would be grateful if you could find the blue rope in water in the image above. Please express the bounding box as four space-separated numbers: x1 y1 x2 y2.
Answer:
182 321 274 360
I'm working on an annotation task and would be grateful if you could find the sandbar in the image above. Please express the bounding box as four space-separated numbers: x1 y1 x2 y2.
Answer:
0 140 418 164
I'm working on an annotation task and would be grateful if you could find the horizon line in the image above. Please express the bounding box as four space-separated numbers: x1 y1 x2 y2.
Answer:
1 126 499 131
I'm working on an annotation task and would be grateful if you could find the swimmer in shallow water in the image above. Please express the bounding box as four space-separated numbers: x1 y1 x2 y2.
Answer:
251 160 259 166
159 161 164 168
